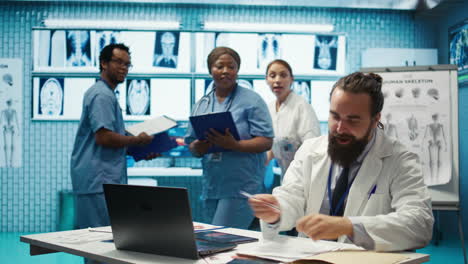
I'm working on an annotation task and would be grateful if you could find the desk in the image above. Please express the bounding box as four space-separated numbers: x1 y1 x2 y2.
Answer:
20 227 429 264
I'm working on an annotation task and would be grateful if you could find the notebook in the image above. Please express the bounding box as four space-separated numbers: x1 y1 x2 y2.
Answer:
189 111 240 153
103 184 236 259
196 230 258 244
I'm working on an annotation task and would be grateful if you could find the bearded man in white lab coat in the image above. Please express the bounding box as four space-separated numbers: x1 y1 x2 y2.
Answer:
249 72 433 251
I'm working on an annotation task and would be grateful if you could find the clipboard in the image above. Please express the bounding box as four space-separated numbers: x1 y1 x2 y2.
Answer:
189 112 240 153
126 116 178 161
127 132 178 161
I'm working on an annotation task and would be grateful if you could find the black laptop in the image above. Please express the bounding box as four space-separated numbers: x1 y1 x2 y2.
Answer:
103 184 236 260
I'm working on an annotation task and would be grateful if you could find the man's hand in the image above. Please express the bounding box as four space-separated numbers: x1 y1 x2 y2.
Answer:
136 132 153 146
296 214 353 240
248 194 281 224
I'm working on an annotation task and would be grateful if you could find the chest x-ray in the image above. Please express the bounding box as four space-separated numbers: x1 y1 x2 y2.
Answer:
313 35 338 71
39 77 64 116
95 31 121 67
127 79 150 116
257 34 282 70
153 31 180 69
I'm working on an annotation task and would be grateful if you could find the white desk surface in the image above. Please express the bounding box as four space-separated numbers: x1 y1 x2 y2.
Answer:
20 227 429 264
127 167 202 177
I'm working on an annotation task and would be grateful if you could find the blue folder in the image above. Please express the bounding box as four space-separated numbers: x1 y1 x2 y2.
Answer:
127 132 178 161
189 112 240 153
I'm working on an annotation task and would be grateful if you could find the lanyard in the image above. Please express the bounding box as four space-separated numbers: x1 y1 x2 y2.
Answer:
327 164 357 216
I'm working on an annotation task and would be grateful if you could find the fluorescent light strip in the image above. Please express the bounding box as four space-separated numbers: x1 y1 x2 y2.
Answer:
43 19 180 30
203 22 334 33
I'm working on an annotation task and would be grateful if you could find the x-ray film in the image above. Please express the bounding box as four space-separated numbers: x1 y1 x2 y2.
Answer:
66 30 92 67
39 77 64 116
153 31 180 69
126 79 151 116
95 31 121 67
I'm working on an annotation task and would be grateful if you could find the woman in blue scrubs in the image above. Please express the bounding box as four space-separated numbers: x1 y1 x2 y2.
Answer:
185 47 274 229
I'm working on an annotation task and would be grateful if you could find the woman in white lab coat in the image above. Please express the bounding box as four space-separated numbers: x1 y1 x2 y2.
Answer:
266 59 321 179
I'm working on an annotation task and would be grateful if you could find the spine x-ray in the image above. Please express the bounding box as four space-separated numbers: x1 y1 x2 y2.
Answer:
66 30 92 67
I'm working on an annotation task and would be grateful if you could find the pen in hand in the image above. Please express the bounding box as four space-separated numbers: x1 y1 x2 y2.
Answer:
240 191 280 211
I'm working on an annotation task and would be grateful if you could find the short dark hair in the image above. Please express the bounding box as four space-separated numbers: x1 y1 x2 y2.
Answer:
265 59 293 78
330 72 384 117
206 47 241 74
99 43 130 72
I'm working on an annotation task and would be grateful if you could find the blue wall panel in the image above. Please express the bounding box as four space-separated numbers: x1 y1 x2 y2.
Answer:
0 1 438 232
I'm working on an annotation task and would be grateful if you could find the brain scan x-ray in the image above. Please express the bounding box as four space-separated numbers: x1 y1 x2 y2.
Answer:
39 77 64 116
66 30 92 67
127 79 150 116
153 31 180 68
313 35 338 71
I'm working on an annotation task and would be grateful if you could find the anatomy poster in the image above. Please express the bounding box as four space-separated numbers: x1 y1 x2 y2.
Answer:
0 59 22 168
380 71 451 186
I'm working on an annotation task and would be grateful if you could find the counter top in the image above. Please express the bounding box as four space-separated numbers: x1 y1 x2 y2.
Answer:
127 167 202 177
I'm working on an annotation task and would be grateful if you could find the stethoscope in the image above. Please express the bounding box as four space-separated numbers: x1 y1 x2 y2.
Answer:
192 84 237 115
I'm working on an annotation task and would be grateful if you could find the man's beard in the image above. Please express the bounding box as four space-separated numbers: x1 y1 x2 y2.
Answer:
327 126 373 168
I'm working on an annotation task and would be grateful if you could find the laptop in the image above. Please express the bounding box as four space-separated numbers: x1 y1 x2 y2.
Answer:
103 184 236 260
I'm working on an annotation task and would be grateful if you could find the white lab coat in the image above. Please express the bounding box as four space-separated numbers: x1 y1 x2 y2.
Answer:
268 92 321 174
262 129 434 251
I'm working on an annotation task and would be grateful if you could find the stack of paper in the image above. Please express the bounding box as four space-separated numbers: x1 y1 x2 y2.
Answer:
237 236 363 263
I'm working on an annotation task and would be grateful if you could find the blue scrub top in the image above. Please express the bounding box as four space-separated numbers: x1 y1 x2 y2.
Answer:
70 80 127 194
185 84 274 199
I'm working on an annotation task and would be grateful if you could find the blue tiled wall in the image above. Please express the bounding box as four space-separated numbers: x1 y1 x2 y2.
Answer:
0 1 437 232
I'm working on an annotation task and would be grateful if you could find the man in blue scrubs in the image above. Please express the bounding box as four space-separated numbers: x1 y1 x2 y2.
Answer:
70 43 154 236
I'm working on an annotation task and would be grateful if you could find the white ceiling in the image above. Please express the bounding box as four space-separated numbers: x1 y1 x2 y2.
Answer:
5 0 448 10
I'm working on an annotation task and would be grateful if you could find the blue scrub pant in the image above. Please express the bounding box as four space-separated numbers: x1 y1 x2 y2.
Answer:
75 193 110 264
75 193 110 229
203 198 254 229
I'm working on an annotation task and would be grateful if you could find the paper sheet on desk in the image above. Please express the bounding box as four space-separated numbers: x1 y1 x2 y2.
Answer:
294 251 409 264
237 236 363 263
49 227 113 245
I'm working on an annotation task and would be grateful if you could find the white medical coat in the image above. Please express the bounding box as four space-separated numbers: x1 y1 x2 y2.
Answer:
268 92 320 174
262 129 434 251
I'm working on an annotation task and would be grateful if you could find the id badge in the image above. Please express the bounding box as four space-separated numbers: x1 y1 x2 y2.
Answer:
211 152 222 162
